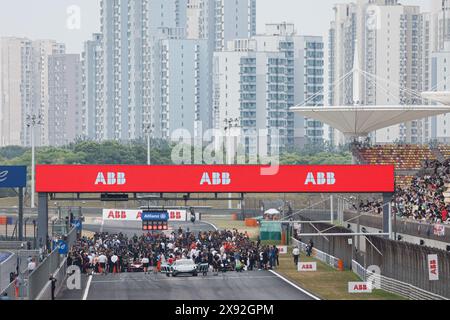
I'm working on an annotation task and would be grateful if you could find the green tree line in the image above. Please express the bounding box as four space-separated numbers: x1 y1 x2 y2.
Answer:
0 140 352 167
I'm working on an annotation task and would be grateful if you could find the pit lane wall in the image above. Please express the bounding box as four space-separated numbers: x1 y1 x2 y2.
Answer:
0 228 78 300
0 251 15 292
361 236 450 299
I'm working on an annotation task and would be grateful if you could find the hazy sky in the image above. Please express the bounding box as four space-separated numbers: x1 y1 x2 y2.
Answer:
0 0 433 53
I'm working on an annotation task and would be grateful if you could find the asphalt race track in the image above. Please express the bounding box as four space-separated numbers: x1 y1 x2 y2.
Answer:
58 271 316 300
57 219 317 300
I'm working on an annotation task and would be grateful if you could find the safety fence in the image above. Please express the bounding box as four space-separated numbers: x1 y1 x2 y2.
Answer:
291 238 341 270
1 227 78 300
352 260 448 300
0 251 15 292
27 247 61 300
66 227 78 248
292 236 447 300
344 211 450 243
0 217 38 243
363 235 450 298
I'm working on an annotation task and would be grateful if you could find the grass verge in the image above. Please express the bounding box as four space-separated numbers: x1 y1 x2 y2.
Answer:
276 249 405 300
204 217 405 300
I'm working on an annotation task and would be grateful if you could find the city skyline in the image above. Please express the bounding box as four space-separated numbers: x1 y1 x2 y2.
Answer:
1 0 448 149
0 0 433 54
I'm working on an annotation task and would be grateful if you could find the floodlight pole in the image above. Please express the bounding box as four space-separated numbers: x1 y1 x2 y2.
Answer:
31 128 35 208
27 113 42 209
147 133 151 165
224 118 240 210
330 195 334 223
144 123 153 166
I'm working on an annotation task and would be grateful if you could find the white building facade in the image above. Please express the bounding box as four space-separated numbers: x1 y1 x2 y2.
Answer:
0 37 66 147
81 0 257 144
48 54 82 146
328 0 432 145
213 24 324 153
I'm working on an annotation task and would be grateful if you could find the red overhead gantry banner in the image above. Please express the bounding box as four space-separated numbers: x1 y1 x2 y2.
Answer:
35 165 394 194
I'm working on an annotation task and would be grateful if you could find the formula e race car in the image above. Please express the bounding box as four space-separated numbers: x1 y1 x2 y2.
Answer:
126 259 144 273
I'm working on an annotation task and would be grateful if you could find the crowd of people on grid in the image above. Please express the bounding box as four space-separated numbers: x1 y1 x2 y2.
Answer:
67 228 281 275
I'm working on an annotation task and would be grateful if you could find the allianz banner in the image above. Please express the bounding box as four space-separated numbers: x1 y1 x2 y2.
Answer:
103 209 187 222
0 166 27 188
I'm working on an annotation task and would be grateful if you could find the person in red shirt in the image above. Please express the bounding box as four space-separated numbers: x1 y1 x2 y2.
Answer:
441 207 448 222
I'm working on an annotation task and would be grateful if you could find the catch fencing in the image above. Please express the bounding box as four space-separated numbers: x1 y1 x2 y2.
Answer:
362 236 450 299
344 211 450 243
352 260 447 300
296 215 450 299
296 218 354 268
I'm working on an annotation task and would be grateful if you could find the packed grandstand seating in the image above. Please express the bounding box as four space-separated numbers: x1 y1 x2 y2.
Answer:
357 144 436 170
354 144 450 224
395 175 414 189
438 145 450 159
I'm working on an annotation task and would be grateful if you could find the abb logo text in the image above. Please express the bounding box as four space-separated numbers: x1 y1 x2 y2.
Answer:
169 211 182 220
95 172 126 185
200 172 231 185
304 172 336 185
348 282 373 293
106 210 136 220
297 262 317 272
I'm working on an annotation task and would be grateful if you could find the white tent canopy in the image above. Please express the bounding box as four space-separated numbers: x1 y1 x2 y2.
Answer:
291 105 450 137
264 208 280 215
422 91 450 105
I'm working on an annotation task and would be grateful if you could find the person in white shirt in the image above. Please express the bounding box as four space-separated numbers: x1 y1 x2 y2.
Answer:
111 254 119 274
292 246 300 266
141 256 150 274
98 253 108 275
27 259 36 276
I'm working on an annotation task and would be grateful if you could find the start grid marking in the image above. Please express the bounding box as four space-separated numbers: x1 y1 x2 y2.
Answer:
80 271 316 301
89 274 280 284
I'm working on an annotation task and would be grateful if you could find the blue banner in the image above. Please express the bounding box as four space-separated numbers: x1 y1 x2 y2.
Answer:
0 166 27 188
73 219 83 232
141 210 169 222
57 240 68 255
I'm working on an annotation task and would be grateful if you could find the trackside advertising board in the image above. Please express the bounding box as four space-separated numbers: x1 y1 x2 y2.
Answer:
35 165 395 193
297 262 317 272
0 166 27 188
428 254 439 281
348 282 373 293
103 209 187 222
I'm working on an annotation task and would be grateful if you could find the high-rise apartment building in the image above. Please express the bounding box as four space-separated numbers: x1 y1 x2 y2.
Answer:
48 54 82 146
0 37 34 147
213 23 324 153
31 40 66 146
81 33 102 139
0 37 66 147
82 0 257 143
328 0 431 145
429 0 450 143
214 0 256 51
